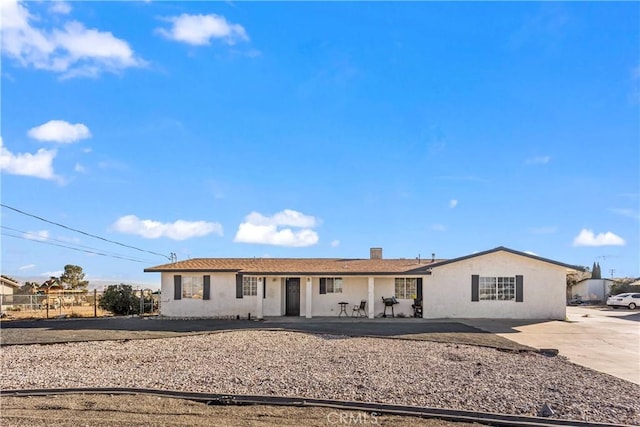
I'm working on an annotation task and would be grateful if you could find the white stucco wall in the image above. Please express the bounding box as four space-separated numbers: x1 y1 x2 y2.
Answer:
1 283 16 295
305 276 415 317
570 279 613 302
423 251 567 320
159 272 283 318
160 273 420 318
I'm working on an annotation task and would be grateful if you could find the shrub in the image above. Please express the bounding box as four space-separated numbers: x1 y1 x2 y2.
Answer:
99 284 140 315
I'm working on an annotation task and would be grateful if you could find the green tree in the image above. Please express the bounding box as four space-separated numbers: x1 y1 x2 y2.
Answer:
60 265 89 291
98 284 152 315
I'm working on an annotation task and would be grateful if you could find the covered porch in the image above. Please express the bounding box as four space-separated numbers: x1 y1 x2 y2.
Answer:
253 275 425 320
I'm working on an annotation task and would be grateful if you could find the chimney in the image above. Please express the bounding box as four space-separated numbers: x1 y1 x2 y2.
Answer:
431 253 435 262
370 247 383 260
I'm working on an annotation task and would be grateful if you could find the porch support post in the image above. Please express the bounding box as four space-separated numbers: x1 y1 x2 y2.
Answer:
305 277 313 318
367 277 375 319
256 277 264 319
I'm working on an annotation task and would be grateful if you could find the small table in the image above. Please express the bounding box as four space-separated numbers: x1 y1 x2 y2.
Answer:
338 302 349 317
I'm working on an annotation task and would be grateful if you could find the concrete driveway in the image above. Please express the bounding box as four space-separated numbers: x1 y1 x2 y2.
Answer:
462 306 640 384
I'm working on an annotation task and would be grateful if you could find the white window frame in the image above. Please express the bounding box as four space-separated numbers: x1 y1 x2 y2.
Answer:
243 276 258 296
479 276 515 301
394 278 417 299
182 276 203 299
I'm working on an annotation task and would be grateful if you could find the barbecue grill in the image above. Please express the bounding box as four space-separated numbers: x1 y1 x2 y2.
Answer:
382 296 399 318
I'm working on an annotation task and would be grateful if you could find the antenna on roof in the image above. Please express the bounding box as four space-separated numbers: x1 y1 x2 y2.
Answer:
170 252 177 263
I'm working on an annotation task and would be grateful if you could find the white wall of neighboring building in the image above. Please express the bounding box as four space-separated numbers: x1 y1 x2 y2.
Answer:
424 251 567 320
0 283 17 295
570 279 614 302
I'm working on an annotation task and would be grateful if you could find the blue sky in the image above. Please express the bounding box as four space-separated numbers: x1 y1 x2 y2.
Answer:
1 1 638 286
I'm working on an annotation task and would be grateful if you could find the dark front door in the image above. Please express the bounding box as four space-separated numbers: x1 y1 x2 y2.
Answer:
285 278 300 316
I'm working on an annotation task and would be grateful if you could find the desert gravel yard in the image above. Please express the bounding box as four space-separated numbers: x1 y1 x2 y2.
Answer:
2 330 639 425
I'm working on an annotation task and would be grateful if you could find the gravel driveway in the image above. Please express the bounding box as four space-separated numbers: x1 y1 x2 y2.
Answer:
2 330 638 425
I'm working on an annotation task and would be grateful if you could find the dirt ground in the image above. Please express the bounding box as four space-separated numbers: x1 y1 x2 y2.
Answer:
1 394 482 427
1 305 111 320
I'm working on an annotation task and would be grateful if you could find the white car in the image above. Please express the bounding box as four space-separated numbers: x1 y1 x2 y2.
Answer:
606 293 640 310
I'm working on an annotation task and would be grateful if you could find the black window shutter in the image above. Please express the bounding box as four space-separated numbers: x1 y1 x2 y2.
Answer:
174 275 182 300
236 274 243 299
319 278 326 294
263 277 266 299
471 275 479 302
203 275 211 300
416 278 423 301
515 275 523 302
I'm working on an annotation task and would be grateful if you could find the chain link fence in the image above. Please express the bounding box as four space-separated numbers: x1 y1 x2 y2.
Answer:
0 289 160 320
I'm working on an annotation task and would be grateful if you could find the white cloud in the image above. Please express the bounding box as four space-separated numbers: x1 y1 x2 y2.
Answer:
24 230 49 241
572 229 625 247
234 209 320 247
429 224 447 232
0 137 62 182
156 13 249 46
244 209 318 228
74 163 86 173
449 199 458 208
28 120 91 143
525 156 551 165
49 1 71 15
1 0 144 78
41 270 63 278
331 240 340 247
112 215 223 241
19 263 36 271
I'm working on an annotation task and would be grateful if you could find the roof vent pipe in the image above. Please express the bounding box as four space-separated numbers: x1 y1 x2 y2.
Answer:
370 248 382 260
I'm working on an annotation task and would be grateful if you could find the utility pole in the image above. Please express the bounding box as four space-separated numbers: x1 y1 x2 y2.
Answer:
609 269 615 279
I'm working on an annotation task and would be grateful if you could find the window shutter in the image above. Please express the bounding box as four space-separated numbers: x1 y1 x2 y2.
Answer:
471 275 479 302
416 278 423 301
263 277 266 299
515 275 523 302
319 278 326 294
174 275 182 300
203 275 211 300
236 274 243 299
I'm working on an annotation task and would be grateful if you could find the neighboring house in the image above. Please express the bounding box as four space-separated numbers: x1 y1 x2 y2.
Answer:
569 278 615 303
144 246 585 320
0 276 20 308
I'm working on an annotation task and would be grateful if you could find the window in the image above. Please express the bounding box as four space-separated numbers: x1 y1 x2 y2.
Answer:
243 276 258 296
479 276 515 301
395 278 417 299
320 277 343 294
182 276 203 299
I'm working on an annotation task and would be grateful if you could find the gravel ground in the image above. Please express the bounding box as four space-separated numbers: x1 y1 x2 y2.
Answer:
2 330 639 425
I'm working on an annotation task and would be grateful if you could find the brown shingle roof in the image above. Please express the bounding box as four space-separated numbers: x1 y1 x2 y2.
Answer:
144 258 439 275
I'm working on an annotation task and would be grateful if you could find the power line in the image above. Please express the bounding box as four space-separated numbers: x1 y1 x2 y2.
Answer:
0 226 156 263
1 232 153 263
1 203 170 260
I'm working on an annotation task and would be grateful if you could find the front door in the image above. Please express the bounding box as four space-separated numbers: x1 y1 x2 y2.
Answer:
285 278 300 316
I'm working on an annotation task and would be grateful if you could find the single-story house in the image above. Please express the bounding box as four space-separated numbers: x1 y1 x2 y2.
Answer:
569 278 615 304
0 276 20 309
144 246 585 320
